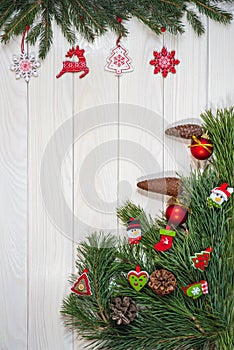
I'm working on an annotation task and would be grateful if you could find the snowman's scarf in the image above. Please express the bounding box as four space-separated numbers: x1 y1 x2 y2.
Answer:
207 197 221 209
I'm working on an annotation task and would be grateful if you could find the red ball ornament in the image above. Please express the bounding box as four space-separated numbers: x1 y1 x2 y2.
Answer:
189 135 213 160
166 204 188 226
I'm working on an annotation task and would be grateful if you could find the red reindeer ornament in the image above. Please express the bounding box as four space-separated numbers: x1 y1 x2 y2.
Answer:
56 46 89 79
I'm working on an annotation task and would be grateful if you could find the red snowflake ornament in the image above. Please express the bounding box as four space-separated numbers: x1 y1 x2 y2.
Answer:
150 46 180 78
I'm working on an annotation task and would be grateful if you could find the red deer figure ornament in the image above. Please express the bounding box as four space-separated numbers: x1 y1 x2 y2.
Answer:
56 46 89 79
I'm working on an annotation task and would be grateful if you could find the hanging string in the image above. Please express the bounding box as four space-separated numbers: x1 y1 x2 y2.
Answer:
116 17 123 46
21 25 30 54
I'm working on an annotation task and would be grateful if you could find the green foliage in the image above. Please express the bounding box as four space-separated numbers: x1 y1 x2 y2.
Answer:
62 108 234 349
0 0 234 58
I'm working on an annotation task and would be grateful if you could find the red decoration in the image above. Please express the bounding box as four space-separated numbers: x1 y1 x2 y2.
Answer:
166 204 188 226
56 46 89 79
161 27 166 32
71 269 92 295
190 248 212 271
182 280 208 299
154 225 176 252
105 41 133 76
149 46 180 78
127 265 149 291
189 135 213 160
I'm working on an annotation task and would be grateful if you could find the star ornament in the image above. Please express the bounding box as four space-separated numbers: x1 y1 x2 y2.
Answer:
10 52 40 82
149 46 180 78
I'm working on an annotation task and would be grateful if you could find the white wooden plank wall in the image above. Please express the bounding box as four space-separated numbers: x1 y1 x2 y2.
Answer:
0 15 234 350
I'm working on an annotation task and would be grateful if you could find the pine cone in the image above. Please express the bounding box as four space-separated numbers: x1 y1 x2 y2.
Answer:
137 177 181 197
165 124 203 139
148 269 177 296
110 296 137 325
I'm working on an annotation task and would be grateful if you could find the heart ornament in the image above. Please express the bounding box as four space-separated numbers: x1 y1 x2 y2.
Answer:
127 265 149 292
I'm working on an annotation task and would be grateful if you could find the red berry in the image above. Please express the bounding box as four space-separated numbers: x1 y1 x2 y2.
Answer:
161 27 166 33
116 17 122 23
166 204 188 226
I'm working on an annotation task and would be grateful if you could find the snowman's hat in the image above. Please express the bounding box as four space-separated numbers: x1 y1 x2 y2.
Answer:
212 183 233 201
127 218 141 231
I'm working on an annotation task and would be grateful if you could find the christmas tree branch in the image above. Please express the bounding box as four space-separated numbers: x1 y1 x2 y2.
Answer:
1 0 234 57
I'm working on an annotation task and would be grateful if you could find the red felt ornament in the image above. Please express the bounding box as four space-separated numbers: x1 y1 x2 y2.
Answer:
56 46 89 79
71 269 92 296
190 247 212 271
188 135 213 160
154 225 176 252
149 46 180 78
166 204 188 226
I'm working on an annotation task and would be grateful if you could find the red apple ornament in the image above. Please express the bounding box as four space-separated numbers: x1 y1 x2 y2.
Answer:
166 204 188 226
189 134 213 160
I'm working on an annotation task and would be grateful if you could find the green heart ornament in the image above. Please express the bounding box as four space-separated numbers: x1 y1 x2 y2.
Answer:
127 265 149 291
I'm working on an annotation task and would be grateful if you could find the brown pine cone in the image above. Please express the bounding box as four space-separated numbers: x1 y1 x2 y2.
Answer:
137 177 181 197
110 296 137 325
165 124 203 139
148 269 177 296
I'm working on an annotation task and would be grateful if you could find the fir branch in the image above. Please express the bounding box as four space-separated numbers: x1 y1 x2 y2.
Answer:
0 0 234 58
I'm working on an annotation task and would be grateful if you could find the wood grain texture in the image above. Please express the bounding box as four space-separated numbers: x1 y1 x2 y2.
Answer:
73 32 119 241
163 22 208 178
0 39 28 350
119 18 164 226
1 16 234 350
27 26 74 350
208 17 234 107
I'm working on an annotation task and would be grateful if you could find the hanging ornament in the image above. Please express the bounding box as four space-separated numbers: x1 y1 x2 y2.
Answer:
149 46 180 78
56 46 89 79
127 218 142 244
10 25 40 83
110 296 137 325
188 132 213 160
207 183 233 208
105 26 133 76
137 177 182 197
154 225 176 252
190 248 212 271
71 269 92 296
127 265 149 292
148 269 177 296
165 202 188 226
165 124 203 139
182 280 208 299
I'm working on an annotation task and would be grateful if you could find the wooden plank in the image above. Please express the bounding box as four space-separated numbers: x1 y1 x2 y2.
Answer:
208 17 234 106
0 39 27 349
27 25 74 350
73 32 119 240
118 18 164 226
163 21 208 178
73 32 119 349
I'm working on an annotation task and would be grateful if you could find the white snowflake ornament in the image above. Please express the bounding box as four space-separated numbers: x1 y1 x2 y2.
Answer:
105 43 133 76
10 52 40 83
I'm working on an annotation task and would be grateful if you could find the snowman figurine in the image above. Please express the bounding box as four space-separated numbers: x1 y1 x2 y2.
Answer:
207 183 233 208
127 218 142 244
